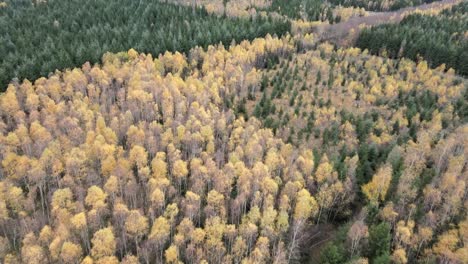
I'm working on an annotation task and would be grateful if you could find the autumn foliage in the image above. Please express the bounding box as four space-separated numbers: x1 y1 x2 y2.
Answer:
0 15 467 263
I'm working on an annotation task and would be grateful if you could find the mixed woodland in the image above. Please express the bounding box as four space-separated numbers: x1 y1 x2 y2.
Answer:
0 0 289 91
357 1 468 76
0 0 466 264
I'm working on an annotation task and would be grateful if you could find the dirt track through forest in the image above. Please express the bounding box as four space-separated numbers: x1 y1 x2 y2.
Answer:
315 0 461 46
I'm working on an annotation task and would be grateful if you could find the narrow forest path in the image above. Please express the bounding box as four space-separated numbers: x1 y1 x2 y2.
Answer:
314 0 461 46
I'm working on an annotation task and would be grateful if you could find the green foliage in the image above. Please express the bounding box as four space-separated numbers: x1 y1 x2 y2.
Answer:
357 2 468 76
368 222 391 259
320 243 346 264
262 0 333 21
0 0 290 91
373 253 391 264
387 154 404 200
316 70 322 85
454 83 468 122
236 98 248 120
329 0 438 11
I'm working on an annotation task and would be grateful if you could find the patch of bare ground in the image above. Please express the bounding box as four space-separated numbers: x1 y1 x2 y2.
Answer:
300 224 338 264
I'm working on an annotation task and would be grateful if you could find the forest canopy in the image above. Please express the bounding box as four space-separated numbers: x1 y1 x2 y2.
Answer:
0 0 467 263
0 0 289 91
0 34 466 263
329 0 440 11
260 0 335 22
357 1 468 76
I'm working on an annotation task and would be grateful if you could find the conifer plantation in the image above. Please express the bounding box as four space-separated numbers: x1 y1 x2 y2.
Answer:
0 0 289 91
329 0 440 11
0 0 466 263
357 1 468 76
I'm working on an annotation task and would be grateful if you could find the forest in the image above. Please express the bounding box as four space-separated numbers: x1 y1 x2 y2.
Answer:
261 0 334 22
0 0 289 92
252 43 467 263
329 0 440 11
0 0 466 264
357 1 468 76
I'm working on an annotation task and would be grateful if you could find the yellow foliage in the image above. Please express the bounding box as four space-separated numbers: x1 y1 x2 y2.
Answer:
293 189 318 221
125 210 148 238
165 245 179 263
362 164 392 204
71 212 87 230
150 216 170 242
60 241 83 263
392 248 408 264
91 228 116 259
85 186 107 210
